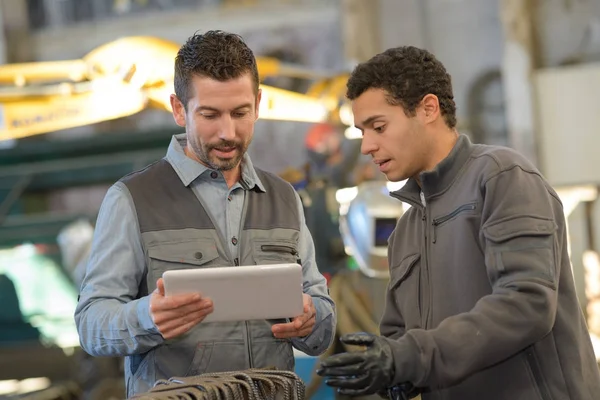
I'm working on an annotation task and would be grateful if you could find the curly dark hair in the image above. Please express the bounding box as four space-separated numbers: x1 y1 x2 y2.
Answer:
346 46 457 129
174 30 259 110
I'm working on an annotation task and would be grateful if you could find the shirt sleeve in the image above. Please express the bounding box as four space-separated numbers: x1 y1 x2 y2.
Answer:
290 190 337 356
74 182 164 357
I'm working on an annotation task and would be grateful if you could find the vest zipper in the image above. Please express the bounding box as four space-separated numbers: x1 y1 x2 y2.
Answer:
260 244 301 265
239 191 253 369
246 320 254 368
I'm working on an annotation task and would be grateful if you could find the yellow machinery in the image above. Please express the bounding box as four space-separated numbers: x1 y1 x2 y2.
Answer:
0 36 350 142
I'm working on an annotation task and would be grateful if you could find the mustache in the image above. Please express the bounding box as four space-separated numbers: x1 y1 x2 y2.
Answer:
206 141 241 151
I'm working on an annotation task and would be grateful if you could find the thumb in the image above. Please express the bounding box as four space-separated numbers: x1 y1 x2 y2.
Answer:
303 294 312 313
156 278 166 296
340 332 375 347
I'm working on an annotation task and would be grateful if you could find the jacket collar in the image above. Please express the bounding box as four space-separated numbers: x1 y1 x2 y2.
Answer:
391 134 474 206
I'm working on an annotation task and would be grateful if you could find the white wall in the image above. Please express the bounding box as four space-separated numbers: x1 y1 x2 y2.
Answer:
379 0 505 136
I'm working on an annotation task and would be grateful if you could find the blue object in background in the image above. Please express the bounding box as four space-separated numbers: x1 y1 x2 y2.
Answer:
291 179 308 191
294 350 335 399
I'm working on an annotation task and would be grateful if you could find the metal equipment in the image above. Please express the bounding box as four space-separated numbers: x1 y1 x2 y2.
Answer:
338 181 406 279
0 36 350 142
129 369 306 400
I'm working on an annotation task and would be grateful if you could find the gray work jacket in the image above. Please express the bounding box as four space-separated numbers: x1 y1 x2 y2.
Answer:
381 135 600 400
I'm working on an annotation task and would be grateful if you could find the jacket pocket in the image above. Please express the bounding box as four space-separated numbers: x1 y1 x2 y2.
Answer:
432 202 477 243
389 253 422 328
524 349 553 400
148 240 220 281
482 216 557 285
252 239 300 265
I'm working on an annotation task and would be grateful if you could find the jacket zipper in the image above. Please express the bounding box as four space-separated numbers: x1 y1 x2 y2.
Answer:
260 244 301 265
432 203 476 243
526 350 551 400
423 209 432 329
390 190 431 327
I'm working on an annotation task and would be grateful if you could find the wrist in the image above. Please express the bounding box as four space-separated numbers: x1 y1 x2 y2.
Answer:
380 334 421 387
137 296 161 334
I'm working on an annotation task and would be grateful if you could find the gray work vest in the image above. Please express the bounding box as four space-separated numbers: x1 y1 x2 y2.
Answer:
121 159 301 397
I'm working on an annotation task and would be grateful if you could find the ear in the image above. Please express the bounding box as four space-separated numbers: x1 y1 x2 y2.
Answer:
420 94 441 125
255 88 262 121
170 94 187 127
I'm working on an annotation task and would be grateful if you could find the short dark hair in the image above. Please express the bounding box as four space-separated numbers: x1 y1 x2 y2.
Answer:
346 46 457 129
174 30 259 110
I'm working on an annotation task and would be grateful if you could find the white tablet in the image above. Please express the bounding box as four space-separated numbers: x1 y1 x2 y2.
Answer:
162 263 304 323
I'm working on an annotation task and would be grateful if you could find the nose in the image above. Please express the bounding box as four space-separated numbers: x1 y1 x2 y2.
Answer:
218 115 236 141
360 131 378 155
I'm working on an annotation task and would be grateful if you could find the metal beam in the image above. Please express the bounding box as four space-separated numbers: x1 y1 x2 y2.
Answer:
0 129 176 249
341 0 381 63
499 0 540 164
0 127 178 166
28 1 339 62
0 212 91 248
0 147 166 190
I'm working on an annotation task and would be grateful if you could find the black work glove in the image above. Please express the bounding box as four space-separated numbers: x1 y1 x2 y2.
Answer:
316 332 395 397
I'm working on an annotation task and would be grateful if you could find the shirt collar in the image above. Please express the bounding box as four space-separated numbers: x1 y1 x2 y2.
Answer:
165 133 265 191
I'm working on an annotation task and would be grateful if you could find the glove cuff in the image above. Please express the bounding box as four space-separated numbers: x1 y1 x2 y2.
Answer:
380 334 422 387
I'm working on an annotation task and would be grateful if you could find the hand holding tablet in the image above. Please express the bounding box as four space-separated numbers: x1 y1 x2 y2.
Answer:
271 293 317 339
149 277 214 340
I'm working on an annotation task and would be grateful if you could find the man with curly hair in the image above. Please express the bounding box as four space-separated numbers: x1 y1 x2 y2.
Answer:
317 46 600 400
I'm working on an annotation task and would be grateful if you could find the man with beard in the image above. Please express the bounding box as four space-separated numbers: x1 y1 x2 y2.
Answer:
75 30 336 398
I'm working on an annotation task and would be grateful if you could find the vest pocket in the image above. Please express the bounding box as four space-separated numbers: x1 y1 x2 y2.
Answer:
390 253 422 328
184 342 213 376
148 240 220 282
251 338 295 371
127 351 153 398
252 239 299 265
183 341 247 376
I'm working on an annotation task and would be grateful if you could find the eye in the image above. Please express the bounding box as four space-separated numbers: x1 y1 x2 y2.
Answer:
202 114 217 120
233 111 248 118
373 124 385 133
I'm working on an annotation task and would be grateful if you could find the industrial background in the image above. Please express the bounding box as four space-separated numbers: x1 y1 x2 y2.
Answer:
1 0 599 399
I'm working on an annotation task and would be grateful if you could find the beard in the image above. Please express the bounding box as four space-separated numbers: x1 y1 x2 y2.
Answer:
189 138 249 171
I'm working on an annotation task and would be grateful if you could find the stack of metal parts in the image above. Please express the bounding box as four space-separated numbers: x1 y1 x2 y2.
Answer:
129 369 306 400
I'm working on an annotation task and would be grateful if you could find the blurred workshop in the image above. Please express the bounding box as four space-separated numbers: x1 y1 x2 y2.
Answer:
0 0 600 399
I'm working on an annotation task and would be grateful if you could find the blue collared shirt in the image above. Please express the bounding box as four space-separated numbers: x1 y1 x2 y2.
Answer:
75 134 335 358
